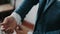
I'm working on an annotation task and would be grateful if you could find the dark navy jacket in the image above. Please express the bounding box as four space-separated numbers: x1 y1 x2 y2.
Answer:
14 0 60 34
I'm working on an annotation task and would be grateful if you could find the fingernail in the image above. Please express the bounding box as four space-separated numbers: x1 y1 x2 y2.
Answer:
16 26 19 30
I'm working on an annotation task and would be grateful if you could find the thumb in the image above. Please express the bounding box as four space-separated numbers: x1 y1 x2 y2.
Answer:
0 22 8 26
0 23 6 25
0 17 9 25
0 17 9 29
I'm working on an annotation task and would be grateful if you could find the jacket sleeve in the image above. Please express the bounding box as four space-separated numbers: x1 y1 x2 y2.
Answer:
14 0 39 21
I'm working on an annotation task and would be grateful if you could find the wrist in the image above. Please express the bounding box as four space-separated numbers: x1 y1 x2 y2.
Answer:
10 12 22 25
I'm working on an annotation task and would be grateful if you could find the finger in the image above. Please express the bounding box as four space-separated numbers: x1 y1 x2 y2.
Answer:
5 27 14 33
0 25 5 31
1 27 13 33
2 17 9 25
0 25 9 32
0 24 8 29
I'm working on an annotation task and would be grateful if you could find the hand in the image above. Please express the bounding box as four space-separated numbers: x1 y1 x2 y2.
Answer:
0 16 17 33
15 25 28 34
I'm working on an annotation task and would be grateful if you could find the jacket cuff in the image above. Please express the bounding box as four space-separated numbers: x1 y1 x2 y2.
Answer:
10 12 22 25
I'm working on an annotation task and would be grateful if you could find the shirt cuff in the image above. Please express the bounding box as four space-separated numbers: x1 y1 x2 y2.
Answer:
27 31 33 34
10 12 22 25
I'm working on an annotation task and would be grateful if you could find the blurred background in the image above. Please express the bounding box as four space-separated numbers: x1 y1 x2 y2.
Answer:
0 0 39 25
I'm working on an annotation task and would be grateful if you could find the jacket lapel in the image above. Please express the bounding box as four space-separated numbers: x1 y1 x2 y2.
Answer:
43 0 56 14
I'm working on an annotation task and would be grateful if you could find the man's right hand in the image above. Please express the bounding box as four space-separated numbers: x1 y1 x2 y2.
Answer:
0 16 17 33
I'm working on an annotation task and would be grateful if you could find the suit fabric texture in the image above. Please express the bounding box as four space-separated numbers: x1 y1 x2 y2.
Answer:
14 0 60 34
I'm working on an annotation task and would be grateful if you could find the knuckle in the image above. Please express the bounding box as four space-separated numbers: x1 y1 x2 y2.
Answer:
5 17 8 20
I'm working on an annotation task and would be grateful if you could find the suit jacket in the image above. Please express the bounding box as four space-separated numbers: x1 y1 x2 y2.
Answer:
14 0 60 34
